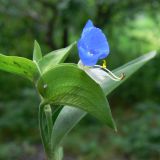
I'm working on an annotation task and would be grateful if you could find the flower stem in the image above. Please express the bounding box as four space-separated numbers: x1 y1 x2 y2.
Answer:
44 104 53 140
39 102 64 160
53 147 63 160
39 102 49 155
39 102 54 159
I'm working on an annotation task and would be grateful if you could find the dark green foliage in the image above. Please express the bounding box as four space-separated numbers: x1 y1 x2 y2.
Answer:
0 89 39 141
110 102 160 160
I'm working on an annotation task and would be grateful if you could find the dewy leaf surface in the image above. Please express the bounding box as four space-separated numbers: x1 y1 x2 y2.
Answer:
37 63 116 130
38 42 76 74
0 54 38 81
51 51 157 148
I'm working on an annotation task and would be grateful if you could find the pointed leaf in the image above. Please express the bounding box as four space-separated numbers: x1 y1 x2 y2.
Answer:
84 51 157 95
33 40 42 63
37 63 116 130
0 54 38 81
51 51 157 148
101 51 157 94
38 42 76 74
51 106 86 149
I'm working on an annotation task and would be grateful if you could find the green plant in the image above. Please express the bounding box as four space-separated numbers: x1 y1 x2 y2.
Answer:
0 36 157 159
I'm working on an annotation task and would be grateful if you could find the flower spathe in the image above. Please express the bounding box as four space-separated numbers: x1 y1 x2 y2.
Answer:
77 20 110 66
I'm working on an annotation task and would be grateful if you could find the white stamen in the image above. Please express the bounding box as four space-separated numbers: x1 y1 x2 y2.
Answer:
93 65 125 81
78 61 125 83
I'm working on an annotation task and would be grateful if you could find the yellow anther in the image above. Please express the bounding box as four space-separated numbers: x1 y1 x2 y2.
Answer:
102 60 107 68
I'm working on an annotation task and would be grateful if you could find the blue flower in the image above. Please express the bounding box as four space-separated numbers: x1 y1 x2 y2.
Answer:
77 20 110 66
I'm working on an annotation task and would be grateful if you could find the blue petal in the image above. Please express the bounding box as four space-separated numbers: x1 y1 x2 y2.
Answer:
92 49 109 59
82 20 94 38
84 20 94 30
78 40 99 66
77 39 87 50
82 28 109 53
77 20 110 66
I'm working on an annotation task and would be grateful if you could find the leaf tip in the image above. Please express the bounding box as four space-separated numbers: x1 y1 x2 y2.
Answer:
110 119 117 132
114 126 118 132
144 50 157 61
149 50 157 58
33 40 42 62
68 41 77 49
34 40 40 48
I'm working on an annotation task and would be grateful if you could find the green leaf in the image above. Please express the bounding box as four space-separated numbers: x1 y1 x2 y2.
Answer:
37 63 116 130
51 106 86 149
102 51 157 94
38 42 76 74
51 51 157 148
33 40 42 63
0 54 38 81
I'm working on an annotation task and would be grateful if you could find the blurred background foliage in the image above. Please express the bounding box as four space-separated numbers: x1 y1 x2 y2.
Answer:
0 0 160 159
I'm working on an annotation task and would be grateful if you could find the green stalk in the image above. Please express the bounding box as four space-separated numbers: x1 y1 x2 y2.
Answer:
44 104 53 140
53 147 63 160
39 102 49 156
39 102 63 160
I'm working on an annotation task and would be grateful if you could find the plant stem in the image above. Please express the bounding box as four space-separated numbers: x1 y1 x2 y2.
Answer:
40 102 63 160
53 147 64 160
44 104 53 140
39 102 49 155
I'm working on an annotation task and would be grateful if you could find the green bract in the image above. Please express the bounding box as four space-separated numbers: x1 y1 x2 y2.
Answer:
37 63 116 129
